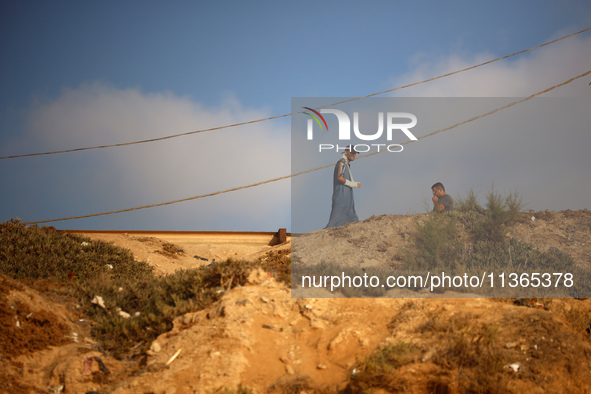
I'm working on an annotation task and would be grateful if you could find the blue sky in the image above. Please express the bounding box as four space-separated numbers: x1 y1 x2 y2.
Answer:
1 1 590 231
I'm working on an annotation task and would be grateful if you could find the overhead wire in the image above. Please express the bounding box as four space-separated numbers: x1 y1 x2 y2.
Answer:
21 68 591 225
2 26 590 161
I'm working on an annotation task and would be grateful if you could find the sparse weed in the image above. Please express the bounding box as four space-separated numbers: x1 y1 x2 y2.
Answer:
267 374 316 394
346 341 421 392
417 310 473 338
216 384 255 394
351 310 511 392
564 307 591 338
361 341 419 372
434 321 505 392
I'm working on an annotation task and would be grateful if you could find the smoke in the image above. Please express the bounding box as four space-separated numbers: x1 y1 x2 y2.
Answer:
2 83 291 230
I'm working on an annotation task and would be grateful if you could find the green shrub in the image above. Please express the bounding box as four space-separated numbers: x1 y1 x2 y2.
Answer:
471 185 524 243
0 219 154 283
86 257 292 359
454 188 484 214
405 213 461 271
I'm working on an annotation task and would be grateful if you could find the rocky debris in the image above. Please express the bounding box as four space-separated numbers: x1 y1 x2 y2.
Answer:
113 269 397 393
0 276 125 394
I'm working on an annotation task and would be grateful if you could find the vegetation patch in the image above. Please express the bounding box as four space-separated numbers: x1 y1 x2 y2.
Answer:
0 220 291 360
402 187 591 297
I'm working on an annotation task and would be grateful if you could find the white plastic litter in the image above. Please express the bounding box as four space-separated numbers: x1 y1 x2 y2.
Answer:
91 295 106 309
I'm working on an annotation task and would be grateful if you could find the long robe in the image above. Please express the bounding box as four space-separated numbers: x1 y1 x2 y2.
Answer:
325 156 359 228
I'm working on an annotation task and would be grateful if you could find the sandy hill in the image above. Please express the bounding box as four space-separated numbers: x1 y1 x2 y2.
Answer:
1 210 590 393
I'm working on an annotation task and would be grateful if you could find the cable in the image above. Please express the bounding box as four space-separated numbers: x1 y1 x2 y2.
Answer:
21 69 591 225
2 26 590 161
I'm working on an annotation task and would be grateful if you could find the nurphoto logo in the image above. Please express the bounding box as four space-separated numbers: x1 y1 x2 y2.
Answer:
302 107 418 153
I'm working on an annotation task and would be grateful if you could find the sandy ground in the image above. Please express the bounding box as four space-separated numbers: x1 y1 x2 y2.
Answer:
81 231 291 276
292 210 591 270
1 210 591 393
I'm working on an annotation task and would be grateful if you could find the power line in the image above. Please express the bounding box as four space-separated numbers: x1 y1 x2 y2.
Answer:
3 26 590 161
21 69 591 225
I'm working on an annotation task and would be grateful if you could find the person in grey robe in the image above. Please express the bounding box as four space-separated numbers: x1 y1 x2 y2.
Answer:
325 146 362 228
